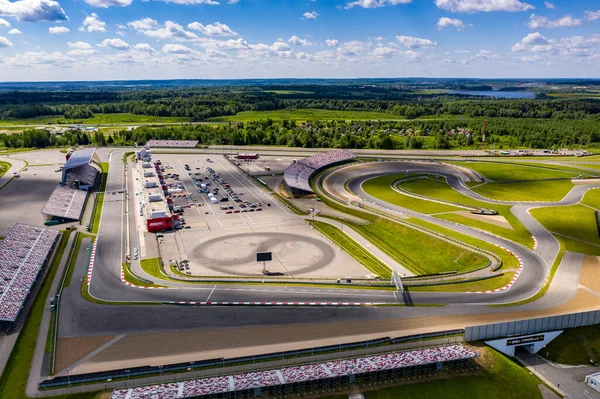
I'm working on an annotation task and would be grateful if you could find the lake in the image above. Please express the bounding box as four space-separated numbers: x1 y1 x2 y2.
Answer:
450 90 536 99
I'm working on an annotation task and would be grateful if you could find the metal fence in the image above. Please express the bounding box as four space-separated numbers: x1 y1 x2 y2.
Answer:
465 310 600 341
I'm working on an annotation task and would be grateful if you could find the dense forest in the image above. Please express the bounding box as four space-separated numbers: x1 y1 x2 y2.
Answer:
0 82 599 150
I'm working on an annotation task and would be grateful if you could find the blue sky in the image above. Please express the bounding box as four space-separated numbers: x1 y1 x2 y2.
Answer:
0 0 599 81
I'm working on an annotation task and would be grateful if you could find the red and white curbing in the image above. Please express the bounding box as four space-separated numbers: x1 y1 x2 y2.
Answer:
532 236 538 251
167 301 377 306
120 265 170 289
87 239 97 284
468 244 524 294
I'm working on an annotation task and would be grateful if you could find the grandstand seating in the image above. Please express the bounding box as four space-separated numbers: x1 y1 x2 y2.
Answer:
0 224 59 321
67 164 98 187
41 185 88 220
284 150 355 193
145 140 199 148
110 345 477 399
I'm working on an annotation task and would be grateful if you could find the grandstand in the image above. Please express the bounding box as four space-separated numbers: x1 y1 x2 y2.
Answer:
41 185 89 221
61 148 101 190
145 140 199 148
0 224 59 323
284 150 356 194
110 345 477 399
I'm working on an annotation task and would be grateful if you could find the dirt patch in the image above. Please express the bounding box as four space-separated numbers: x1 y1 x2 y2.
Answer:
580 255 600 294
572 179 600 185
55 335 114 374
459 212 513 230
69 290 600 375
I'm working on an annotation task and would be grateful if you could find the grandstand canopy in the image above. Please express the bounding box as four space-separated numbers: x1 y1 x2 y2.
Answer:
63 148 101 171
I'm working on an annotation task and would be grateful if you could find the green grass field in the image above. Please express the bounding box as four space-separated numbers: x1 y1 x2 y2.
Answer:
449 161 583 181
353 218 490 275
362 175 463 214
582 188 600 210
263 90 315 95
90 162 109 234
206 109 401 122
368 175 533 247
0 160 10 180
310 220 392 278
544 325 600 365
140 257 168 281
530 205 600 246
473 180 574 202
571 163 600 171
0 113 192 126
409 272 515 292
363 346 543 399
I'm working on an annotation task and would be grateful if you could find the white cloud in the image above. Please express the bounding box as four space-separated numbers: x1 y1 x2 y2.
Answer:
81 13 106 33
84 0 132 7
49 25 69 34
134 43 155 52
476 49 499 59
158 0 218 4
521 55 540 62
544 1 554 9
585 10 600 21
187 21 238 36
288 35 311 46
0 35 12 47
435 0 534 13
127 17 157 30
396 35 437 49
7 27 20 34
437 17 466 30
0 0 69 22
0 17 10 27
68 41 92 49
371 46 397 58
162 43 194 54
325 39 338 47
302 11 318 19
404 50 420 61
131 20 198 41
98 38 130 50
345 0 411 9
511 32 554 52
228 0 239 3
528 14 582 29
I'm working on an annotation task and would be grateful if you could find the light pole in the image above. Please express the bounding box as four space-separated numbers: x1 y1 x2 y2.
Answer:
67 367 70 386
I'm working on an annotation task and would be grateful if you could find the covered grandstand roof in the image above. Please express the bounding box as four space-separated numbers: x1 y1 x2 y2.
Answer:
41 185 88 220
284 150 356 193
63 148 101 171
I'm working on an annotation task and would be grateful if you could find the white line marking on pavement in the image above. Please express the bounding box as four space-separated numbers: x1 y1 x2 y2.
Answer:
206 284 217 302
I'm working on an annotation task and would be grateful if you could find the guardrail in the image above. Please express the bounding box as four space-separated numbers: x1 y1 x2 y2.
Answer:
39 330 465 389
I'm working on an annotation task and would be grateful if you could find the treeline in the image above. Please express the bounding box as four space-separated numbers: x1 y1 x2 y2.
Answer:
2 86 600 122
2 117 598 151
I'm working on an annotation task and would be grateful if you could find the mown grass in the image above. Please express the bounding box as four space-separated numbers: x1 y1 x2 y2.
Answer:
581 188 600 209
64 233 94 287
448 161 584 181
90 162 109 234
123 262 166 288
409 272 515 293
544 325 600 365
263 90 315 95
571 163 600 171
0 160 10 179
473 180 574 202
310 220 391 278
0 113 192 125
206 109 401 122
0 230 99 399
530 205 600 246
351 218 490 275
362 175 463 214
396 176 533 247
140 257 167 280
363 346 543 399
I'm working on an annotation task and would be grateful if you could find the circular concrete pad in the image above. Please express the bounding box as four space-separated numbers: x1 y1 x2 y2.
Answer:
192 232 335 276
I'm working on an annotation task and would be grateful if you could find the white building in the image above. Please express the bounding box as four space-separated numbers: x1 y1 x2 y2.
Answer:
585 372 600 393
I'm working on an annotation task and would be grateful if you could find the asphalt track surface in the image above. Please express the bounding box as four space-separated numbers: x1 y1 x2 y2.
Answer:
61 151 599 337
